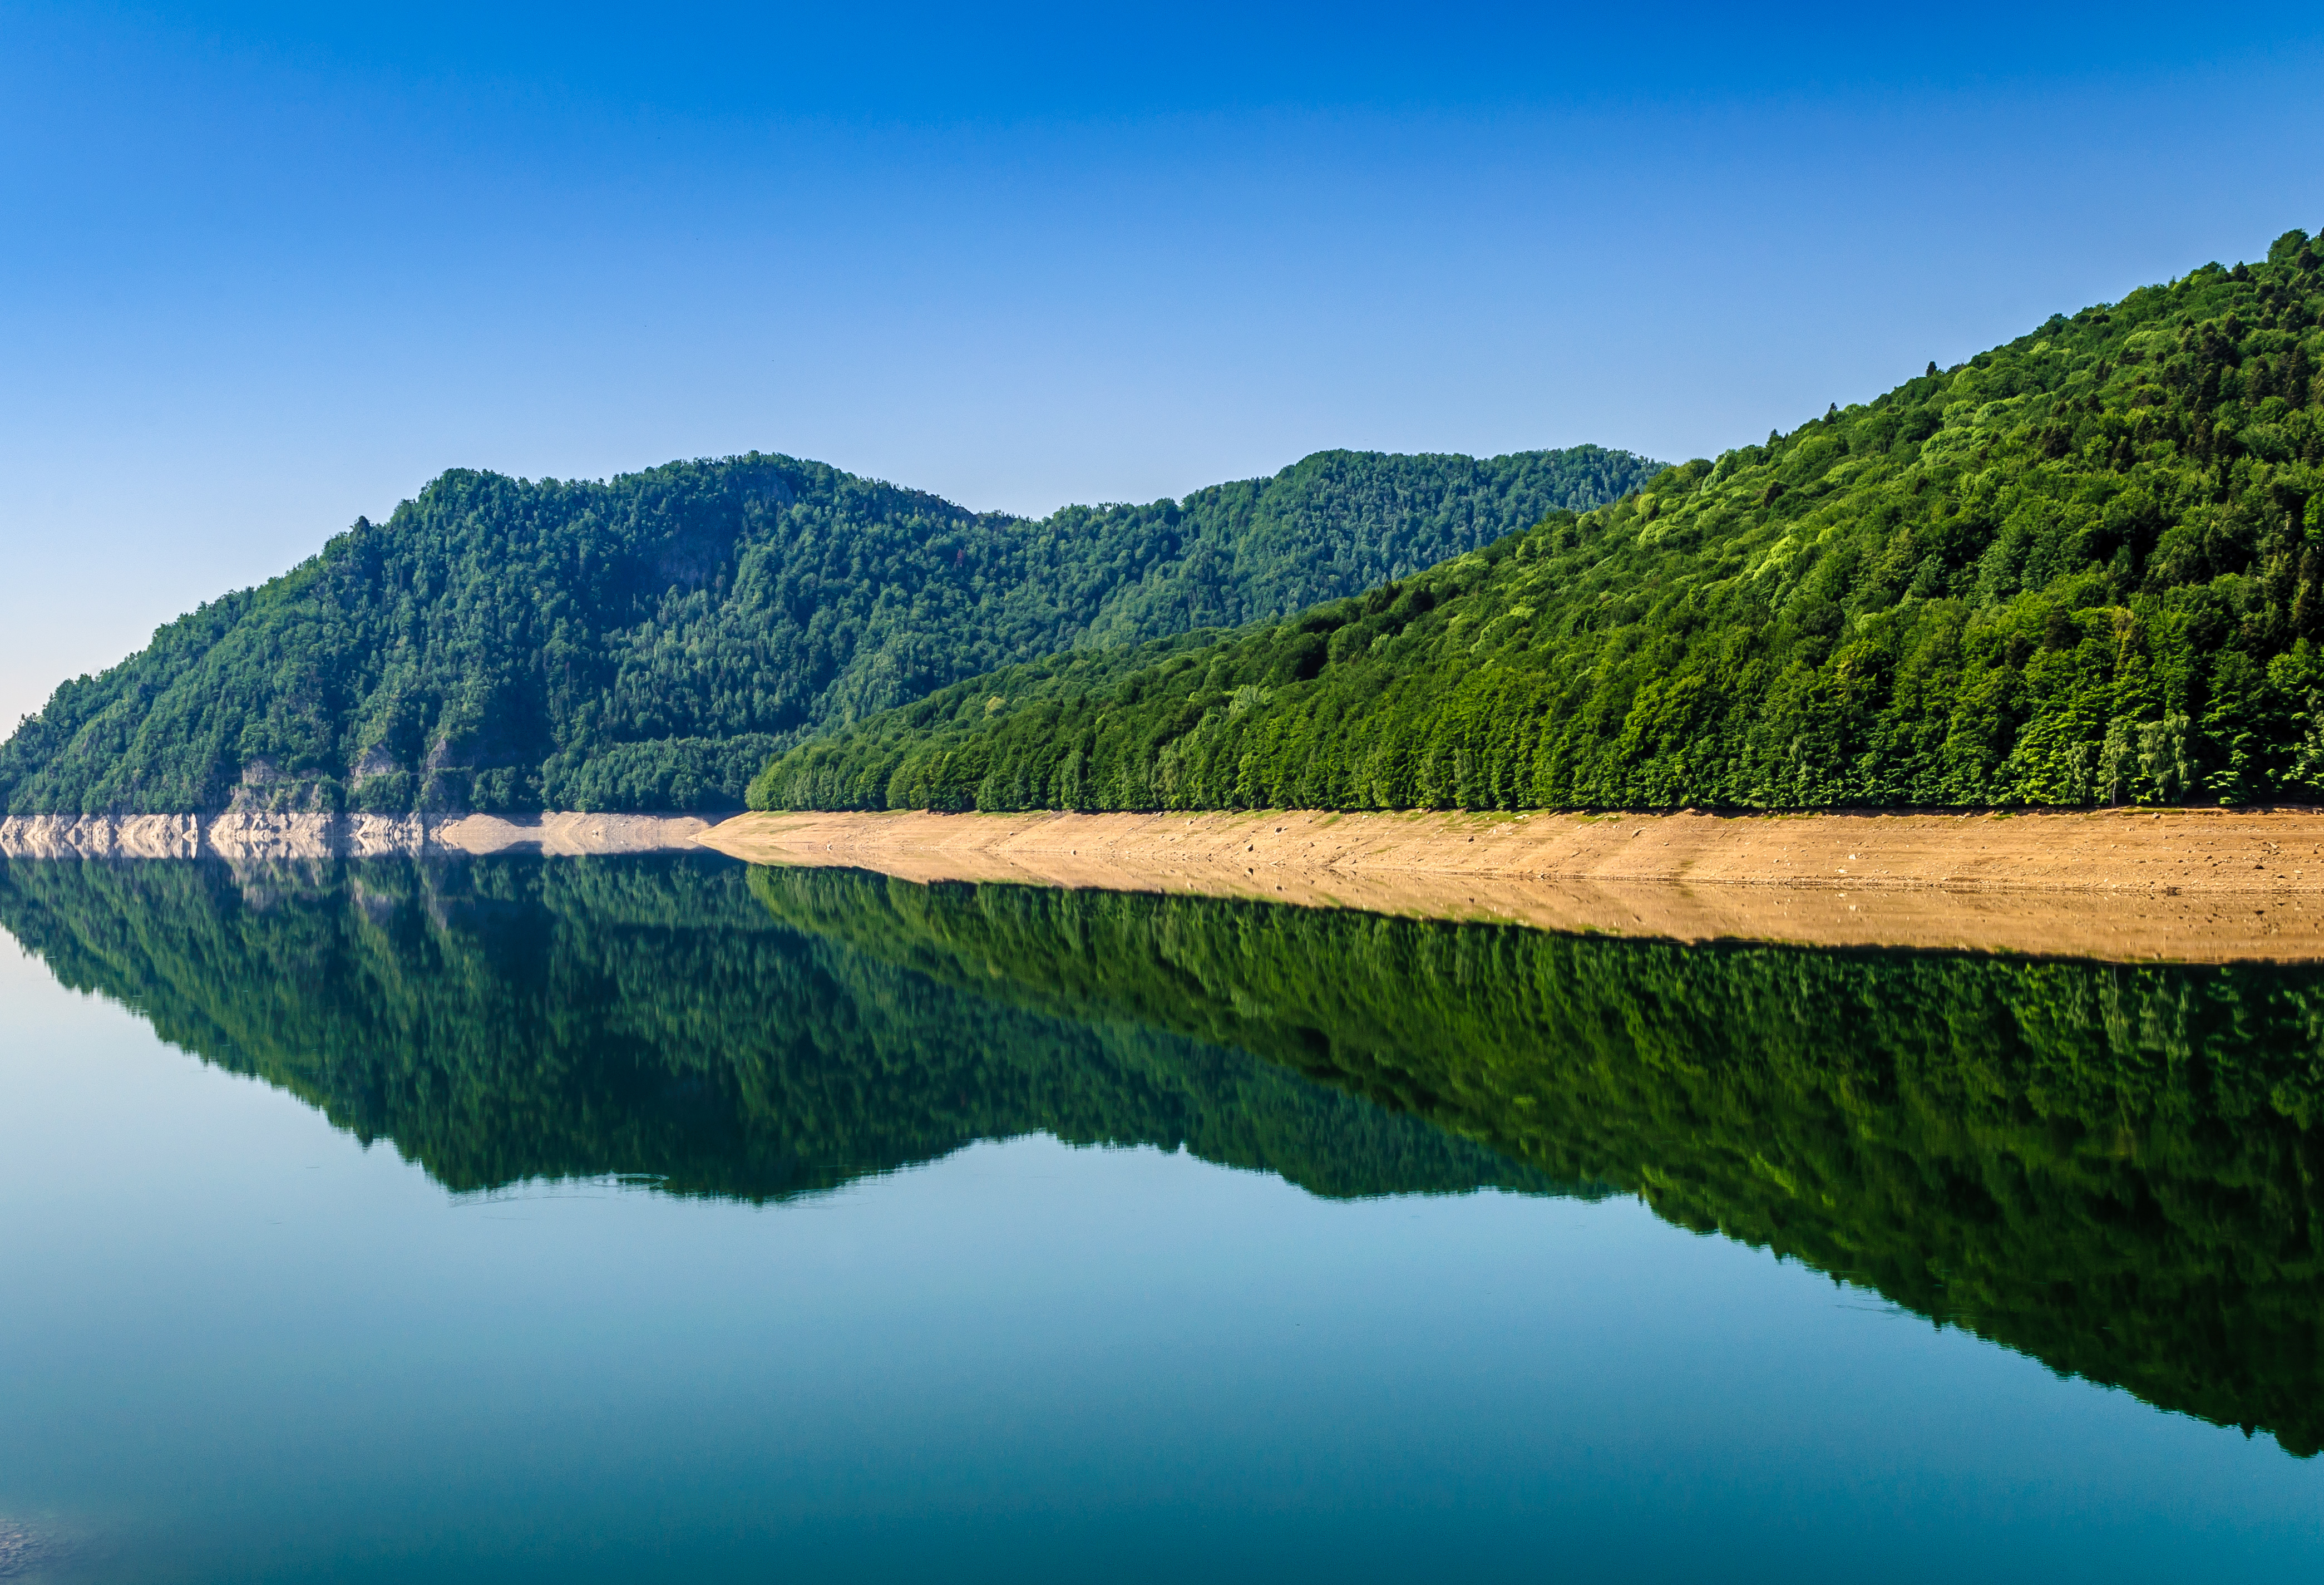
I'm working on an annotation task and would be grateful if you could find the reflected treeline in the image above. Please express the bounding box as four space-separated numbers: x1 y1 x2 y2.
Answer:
4 855 2322 1456
0 855 1556 1204
749 868 2324 1459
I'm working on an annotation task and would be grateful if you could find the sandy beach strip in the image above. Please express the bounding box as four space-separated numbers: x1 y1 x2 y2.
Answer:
697 806 2324 963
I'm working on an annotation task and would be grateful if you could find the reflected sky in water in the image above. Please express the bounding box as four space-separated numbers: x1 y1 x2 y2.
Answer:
1 860 2320 1582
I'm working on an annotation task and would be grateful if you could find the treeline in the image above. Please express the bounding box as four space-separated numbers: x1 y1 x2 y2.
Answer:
754 228 2324 813
0 446 1658 815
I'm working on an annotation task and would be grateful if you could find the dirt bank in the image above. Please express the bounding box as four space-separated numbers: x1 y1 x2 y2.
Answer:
697 806 2324 962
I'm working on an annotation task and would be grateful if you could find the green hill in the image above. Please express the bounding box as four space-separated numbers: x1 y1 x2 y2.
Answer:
752 229 2324 814
0 446 1656 815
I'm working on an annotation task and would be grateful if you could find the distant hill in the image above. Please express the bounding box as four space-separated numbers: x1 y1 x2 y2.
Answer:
0 445 1658 814
752 229 2324 813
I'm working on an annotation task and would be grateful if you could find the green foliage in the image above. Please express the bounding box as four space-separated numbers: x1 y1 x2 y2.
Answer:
0 447 1658 815
760 232 2324 811
747 870 2324 1458
0 854 1558 1202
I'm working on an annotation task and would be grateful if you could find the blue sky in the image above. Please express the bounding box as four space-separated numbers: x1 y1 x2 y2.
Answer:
6 2 2324 726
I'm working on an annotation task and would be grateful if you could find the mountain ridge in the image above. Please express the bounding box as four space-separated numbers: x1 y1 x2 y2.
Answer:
0 444 1659 815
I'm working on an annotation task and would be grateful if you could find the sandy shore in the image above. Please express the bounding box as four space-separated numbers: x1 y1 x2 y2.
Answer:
698 806 2324 962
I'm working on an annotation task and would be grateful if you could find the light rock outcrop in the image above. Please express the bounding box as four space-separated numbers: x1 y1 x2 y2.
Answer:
0 814 205 858
0 812 713 859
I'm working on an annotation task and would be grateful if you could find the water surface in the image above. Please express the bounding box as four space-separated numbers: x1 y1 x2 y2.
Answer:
0 855 2318 1581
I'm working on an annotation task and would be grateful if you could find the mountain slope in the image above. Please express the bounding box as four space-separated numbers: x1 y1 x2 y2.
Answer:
753 229 2324 814
0 445 1657 815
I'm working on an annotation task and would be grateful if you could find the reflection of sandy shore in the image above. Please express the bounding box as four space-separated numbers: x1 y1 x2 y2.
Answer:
699 807 2324 963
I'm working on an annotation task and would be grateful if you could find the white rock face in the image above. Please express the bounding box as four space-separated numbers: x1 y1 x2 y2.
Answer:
0 814 204 858
0 813 714 859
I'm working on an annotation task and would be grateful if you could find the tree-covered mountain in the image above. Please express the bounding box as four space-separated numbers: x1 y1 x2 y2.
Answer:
0 446 1657 816
753 229 2324 814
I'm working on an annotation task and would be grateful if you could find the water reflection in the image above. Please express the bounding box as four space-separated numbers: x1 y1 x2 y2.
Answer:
0 855 1559 1203
2 854 2320 1459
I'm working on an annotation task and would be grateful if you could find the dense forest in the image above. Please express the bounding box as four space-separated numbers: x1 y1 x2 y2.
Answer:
0 446 1656 815
754 228 2324 813
4 850 2316 1453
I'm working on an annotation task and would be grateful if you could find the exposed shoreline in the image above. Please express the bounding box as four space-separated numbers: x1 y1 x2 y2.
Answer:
0 810 713 860
698 806 2324 963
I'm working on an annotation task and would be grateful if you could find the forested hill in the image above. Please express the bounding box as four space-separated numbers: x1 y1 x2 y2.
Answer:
0 445 1655 814
753 228 2324 815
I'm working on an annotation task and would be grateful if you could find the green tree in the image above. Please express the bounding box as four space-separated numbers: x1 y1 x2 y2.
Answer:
0 447 1659 815
757 231 2324 814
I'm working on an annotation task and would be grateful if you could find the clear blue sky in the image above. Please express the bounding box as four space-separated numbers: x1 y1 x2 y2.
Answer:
6 2 2324 728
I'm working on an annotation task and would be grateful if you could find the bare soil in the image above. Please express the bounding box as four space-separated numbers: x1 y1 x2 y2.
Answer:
697 806 2324 963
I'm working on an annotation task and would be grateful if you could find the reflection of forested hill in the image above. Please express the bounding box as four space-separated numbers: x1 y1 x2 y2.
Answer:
8 853 2322 1455
747 868 2324 1458
0 855 1558 1203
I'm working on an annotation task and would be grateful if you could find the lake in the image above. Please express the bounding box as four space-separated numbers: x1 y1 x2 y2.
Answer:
1 853 2318 1582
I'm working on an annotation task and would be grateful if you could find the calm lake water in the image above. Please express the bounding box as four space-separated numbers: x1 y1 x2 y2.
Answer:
0 853 2319 1582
